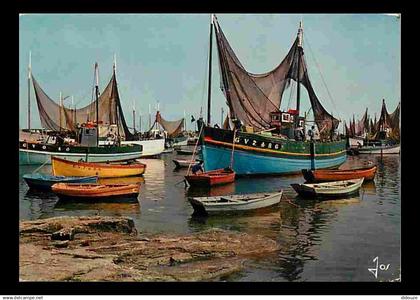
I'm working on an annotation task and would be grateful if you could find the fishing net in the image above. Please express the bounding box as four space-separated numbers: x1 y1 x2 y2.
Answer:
155 111 184 138
32 70 134 140
213 16 339 135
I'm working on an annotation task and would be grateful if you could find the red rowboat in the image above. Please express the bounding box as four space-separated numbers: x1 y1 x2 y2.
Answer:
302 165 377 183
185 168 235 187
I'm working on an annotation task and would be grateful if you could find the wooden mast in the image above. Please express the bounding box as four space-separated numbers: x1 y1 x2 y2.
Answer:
295 21 303 129
95 62 99 146
28 51 31 130
59 91 62 131
207 14 214 126
132 99 136 133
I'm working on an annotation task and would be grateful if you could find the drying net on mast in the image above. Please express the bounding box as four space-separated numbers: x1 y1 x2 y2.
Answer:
154 111 184 138
213 16 339 135
32 70 134 140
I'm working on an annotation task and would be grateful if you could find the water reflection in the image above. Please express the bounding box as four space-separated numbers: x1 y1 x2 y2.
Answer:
55 200 141 215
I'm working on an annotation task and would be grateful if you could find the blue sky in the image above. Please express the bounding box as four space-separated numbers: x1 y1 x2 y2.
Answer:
19 14 400 132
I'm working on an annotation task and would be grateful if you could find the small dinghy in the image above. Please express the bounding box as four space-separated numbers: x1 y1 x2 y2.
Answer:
23 173 98 191
176 149 195 155
52 156 146 178
188 191 283 215
51 183 140 201
302 165 377 183
173 159 200 169
185 168 235 187
291 178 364 198
162 148 174 154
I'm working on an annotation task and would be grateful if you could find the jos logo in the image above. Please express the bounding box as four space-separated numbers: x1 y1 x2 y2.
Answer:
368 256 390 279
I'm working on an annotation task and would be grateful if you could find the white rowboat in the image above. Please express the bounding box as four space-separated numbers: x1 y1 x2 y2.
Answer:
188 191 283 214
291 178 364 198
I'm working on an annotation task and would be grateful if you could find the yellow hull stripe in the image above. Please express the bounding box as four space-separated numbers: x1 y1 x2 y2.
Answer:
204 138 346 157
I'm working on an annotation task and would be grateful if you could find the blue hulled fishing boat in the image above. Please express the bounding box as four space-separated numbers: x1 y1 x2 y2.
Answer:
200 15 346 175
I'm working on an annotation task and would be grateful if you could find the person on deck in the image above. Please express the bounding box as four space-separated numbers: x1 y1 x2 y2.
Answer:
191 161 204 175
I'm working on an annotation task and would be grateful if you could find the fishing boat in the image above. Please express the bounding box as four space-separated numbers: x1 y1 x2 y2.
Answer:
200 15 347 175
188 191 283 215
172 136 189 147
185 168 235 187
358 143 400 155
291 178 364 198
23 173 98 191
21 61 145 165
120 138 165 157
187 136 199 145
176 148 195 155
19 138 143 165
348 100 400 155
51 183 140 201
302 165 377 183
173 159 200 169
52 156 146 178
162 147 174 154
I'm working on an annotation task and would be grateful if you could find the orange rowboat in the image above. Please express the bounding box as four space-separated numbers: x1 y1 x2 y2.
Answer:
52 156 146 178
302 165 377 183
185 168 235 187
51 183 140 201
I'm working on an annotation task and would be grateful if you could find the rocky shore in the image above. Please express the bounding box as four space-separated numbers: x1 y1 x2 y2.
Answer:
19 216 279 281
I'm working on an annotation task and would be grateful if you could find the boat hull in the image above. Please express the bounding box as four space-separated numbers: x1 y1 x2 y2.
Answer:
19 141 143 165
173 159 199 168
302 166 377 182
202 127 347 176
51 183 140 202
120 138 165 157
185 169 235 187
291 178 364 198
23 174 98 191
358 144 400 155
52 157 146 178
188 192 282 214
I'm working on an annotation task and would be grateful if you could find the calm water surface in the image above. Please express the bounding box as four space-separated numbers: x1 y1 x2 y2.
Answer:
19 153 400 282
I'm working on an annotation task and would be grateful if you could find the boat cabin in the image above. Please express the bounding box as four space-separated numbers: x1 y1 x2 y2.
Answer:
269 110 305 139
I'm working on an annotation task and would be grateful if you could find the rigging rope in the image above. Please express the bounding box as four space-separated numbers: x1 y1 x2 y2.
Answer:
304 35 341 122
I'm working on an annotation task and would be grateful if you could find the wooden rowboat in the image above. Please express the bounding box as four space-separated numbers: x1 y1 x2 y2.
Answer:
188 191 283 215
173 159 200 169
51 183 140 201
185 168 235 187
302 165 377 183
176 149 195 155
23 173 98 191
52 156 146 178
291 178 364 198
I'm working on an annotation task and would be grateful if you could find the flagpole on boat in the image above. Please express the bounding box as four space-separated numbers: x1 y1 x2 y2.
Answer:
28 51 31 130
207 14 214 126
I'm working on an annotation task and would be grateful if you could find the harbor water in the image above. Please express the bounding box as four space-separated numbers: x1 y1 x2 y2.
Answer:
19 153 400 282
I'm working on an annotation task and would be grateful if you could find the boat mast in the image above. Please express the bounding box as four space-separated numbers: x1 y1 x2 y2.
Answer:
295 21 303 128
59 91 63 131
95 62 100 146
132 99 136 132
221 107 224 127
207 14 214 126
149 104 152 130
27 51 31 130
184 110 186 131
